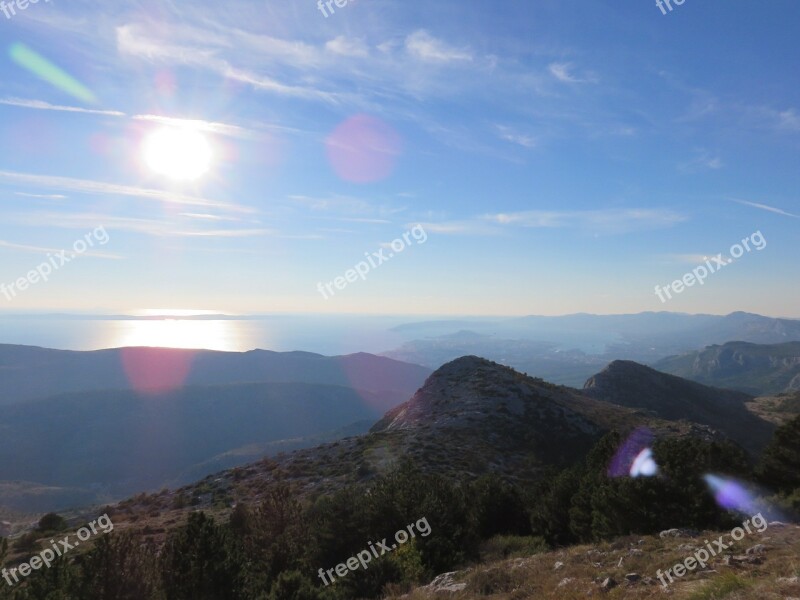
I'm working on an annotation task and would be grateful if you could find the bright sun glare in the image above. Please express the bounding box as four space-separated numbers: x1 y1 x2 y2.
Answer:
142 127 213 181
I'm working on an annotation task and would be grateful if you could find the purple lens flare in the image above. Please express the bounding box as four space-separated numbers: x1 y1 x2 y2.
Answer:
608 428 659 478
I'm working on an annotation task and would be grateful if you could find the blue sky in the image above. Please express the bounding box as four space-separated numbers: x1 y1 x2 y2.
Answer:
0 0 798 316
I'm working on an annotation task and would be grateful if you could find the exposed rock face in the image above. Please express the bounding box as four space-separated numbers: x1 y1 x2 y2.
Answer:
423 571 467 593
654 340 800 395
370 356 613 469
376 356 598 435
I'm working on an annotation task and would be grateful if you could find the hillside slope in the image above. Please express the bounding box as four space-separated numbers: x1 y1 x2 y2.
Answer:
583 360 774 455
0 345 431 405
203 357 732 501
653 341 800 395
0 382 397 514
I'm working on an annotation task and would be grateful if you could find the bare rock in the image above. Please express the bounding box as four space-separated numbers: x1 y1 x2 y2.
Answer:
660 528 700 538
423 572 467 593
746 544 766 555
723 554 763 566
768 521 786 528
600 577 617 591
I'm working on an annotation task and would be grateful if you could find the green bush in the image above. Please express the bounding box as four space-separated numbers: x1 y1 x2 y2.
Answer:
37 513 67 533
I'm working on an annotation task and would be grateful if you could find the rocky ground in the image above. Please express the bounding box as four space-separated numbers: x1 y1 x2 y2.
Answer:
391 522 800 599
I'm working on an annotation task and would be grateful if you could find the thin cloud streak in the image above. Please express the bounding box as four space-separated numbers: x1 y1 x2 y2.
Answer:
0 239 123 259
1 98 253 140
423 208 687 236
132 115 252 139
14 192 68 200
0 97 125 116
732 199 799 219
11 212 272 239
0 171 254 214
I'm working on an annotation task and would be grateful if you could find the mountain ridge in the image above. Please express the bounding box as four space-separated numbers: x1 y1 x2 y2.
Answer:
654 340 800 395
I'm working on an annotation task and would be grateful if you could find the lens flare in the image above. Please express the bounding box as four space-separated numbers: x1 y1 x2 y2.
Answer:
9 43 96 104
326 114 402 183
630 448 659 477
703 474 759 514
120 347 193 394
608 427 658 478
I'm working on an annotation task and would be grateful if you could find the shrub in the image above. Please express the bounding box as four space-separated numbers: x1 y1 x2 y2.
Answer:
14 531 41 553
37 512 67 533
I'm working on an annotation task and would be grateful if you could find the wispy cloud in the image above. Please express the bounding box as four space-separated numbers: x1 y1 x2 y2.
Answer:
179 213 244 222
288 194 402 222
415 220 500 235
548 62 595 84
424 208 686 236
0 97 125 116
115 23 343 104
14 192 68 200
0 239 123 259
405 30 473 64
11 211 271 239
778 108 800 132
679 151 724 172
0 171 253 214
496 125 537 148
174 228 275 238
485 208 685 231
732 199 799 218
325 36 369 58
312 216 392 224
1 98 254 140
131 115 252 139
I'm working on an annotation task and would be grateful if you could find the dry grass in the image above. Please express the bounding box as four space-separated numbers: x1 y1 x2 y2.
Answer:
390 523 800 599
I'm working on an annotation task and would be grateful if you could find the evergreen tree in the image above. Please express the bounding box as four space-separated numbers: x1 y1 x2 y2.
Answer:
160 512 241 600
758 415 800 494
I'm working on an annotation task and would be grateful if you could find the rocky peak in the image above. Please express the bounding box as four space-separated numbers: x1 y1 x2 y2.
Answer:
372 356 567 433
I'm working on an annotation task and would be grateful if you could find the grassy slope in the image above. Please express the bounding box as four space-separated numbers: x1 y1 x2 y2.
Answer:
392 524 800 600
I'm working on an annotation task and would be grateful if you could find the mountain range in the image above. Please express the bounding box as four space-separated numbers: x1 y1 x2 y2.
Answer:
2 341 796 518
654 340 800 395
209 356 777 504
0 345 431 405
383 312 800 386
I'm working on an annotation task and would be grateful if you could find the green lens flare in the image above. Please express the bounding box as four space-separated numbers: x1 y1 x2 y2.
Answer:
9 43 96 104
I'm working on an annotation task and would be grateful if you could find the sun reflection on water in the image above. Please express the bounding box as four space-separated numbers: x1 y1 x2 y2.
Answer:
110 318 251 351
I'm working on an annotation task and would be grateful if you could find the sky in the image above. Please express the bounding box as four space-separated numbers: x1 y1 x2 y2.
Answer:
0 0 798 317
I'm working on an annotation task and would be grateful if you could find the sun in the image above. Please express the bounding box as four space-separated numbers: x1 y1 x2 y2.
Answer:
142 126 213 181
